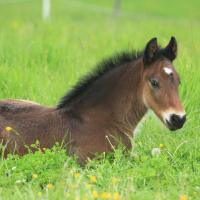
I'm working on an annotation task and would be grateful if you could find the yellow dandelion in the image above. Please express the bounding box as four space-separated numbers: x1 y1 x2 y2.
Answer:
37 192 42 197
60 180 65 186
32 174 38 179
64 192 69 197
74 172 81 178
70 184 78 189
5 126 13 132
159 143 165 148
90 175 97 183
92 191 98 199
47 183 54 189
112 177 119 184
113 192 120 200
11 21 20 30
180 195 188 200
85 183 92 189
101 192 111 199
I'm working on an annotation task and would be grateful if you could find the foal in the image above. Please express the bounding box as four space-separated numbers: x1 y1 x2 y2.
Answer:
0 37 186 164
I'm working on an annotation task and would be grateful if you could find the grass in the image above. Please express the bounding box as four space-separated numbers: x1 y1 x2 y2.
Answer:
0 0 200 199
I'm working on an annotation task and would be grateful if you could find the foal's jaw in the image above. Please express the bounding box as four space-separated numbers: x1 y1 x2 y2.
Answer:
161 110 186 131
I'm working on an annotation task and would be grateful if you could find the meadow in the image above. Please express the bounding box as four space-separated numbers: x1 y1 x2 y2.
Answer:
0 0 200 199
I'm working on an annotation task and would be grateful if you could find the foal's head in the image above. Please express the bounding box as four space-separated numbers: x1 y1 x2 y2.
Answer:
141 37 186 131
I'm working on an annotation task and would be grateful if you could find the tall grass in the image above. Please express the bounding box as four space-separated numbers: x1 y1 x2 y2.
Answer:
0 0 199 199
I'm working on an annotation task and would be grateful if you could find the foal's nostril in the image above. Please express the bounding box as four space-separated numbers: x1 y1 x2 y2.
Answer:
170 114 186 128
180 115 186 124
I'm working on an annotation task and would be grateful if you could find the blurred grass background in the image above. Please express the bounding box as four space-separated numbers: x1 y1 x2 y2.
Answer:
0 0 200 199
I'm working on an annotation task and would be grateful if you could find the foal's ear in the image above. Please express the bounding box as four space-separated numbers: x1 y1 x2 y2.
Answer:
163 36 177 61
143 37 158 65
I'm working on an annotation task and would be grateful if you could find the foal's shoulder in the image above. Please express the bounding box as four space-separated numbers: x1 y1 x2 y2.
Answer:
0 99 42 113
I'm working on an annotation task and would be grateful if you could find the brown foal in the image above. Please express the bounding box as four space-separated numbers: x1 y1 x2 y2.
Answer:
0 37 186 164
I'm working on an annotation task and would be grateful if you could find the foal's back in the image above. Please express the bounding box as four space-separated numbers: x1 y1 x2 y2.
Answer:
0 99 66 155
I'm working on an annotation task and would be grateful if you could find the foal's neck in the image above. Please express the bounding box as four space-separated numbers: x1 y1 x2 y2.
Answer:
108 59 147 135
69 58 147 136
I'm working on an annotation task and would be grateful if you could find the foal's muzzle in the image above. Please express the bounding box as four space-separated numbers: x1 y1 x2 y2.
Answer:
166 114 186 131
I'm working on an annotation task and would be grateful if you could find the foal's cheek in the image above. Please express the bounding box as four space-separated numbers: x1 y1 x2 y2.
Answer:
147 88 163 109
143 85 155 108
153 90 161 102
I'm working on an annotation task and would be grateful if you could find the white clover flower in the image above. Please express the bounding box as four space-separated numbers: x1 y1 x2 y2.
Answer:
15 180 22 184
151 148 161 157
15 179 26 184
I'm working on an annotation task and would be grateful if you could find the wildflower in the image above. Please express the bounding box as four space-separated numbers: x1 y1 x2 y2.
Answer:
195 186 200 192
112 177 119 184
37 192 42 197
5 126 12 132
151 148 161 157
74 172 81 178
11 166 16 171
60 180 65 186
92 191 98 199
32 173 38 179
11 21 20 29
159 143 165 148
5 126 20 136
47 183 54 189
70 184 78 189
85 183 92 189
89 175 97 183
180 195 188 200
15 180 21 184
15 179 26 184
101 192 111 199
113 192 120 200
64 192 69 197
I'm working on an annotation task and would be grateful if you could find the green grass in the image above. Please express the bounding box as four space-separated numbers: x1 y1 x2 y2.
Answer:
0 0 200 199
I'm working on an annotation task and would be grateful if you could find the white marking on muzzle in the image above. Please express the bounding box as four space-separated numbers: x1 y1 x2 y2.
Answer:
162 110 186 123
163 67 173 75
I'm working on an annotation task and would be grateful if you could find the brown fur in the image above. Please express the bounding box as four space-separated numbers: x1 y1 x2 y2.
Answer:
0 37 186 164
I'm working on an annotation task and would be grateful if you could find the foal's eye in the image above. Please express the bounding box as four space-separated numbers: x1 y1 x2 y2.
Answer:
150 79 159 89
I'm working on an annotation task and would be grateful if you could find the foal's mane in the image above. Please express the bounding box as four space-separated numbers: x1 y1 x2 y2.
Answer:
57 50 143 109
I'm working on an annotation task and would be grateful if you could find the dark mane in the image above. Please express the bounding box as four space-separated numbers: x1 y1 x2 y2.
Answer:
57 50 143 109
